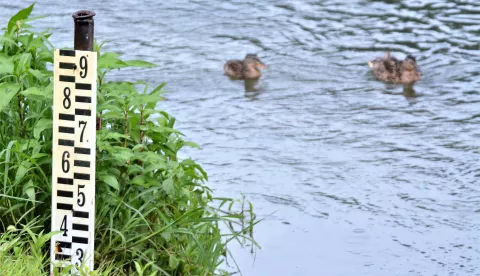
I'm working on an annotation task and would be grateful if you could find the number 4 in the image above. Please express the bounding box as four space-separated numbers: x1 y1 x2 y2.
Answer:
60 215 68 236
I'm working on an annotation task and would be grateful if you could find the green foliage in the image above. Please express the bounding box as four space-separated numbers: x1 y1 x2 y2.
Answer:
0 221 117 275
0 4 259 276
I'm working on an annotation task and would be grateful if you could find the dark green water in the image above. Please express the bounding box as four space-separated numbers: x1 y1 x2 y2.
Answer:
2 1 479 275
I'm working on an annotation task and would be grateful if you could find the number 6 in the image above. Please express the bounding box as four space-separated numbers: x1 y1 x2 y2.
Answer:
62 151 70 173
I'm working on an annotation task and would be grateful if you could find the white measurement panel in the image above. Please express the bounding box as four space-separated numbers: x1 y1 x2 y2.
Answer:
51 49 97 274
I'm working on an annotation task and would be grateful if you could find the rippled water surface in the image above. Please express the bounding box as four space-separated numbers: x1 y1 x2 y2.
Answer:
2 1 480 275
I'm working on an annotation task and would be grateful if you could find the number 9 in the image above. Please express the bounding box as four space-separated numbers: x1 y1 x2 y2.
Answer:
80 56 88 78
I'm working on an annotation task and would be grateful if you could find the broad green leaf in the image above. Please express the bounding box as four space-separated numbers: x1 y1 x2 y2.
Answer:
20 139 40 151
139 125 178 135
15 160 32 183
31 153 49 160
149 82 166 95
132 144 146 152
15 53 31 75
38 50 54 63
43 82 53 98
134 261 143 274
0 55 14 74
0 36 17 48
0 83 22 111
145 163 166 172
21 86 51 101
180 159 196 166
28 69 46 82
127 164 144 175
33 118 52 139
102 111 125 120
146 83 167 109
18 34 33 49
99 174 119 190
102 132 129 142
162 178 175 197
168 254 179 269
131 94 164 108
160 226 172 241
131 175 146 186
19 23 34 29
23 179 35 201
7 3 34 33
98 52 128 69
110 146 134 163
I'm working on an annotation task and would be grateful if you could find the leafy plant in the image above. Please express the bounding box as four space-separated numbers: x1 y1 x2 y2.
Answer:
0 3 259 275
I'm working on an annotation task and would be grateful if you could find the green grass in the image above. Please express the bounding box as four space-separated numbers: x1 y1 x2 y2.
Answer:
0 3 260 275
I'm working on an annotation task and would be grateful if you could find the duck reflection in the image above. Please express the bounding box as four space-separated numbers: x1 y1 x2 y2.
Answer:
244 79 263 100
403 84 416 98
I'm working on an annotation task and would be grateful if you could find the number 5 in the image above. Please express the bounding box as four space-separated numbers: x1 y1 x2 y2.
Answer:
77 185 85 207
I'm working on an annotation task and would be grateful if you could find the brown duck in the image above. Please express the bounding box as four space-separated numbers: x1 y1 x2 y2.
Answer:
224 54 267 80
368 52 420 84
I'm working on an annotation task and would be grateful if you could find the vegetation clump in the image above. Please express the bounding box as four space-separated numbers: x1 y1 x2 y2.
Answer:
0 4 258 275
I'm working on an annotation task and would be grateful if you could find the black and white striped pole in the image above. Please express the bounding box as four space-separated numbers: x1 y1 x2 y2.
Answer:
51 10 97 274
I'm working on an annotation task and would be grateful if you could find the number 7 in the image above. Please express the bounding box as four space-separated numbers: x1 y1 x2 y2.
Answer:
79 121 87 142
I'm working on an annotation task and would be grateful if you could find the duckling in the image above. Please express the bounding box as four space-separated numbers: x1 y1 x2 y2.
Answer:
368 52 421 84
224 54 267 80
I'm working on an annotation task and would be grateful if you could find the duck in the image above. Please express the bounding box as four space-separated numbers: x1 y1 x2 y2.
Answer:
224 54 267 80
368 52 420 84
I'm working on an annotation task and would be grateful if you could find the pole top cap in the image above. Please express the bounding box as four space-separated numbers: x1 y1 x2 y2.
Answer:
72 10 96 20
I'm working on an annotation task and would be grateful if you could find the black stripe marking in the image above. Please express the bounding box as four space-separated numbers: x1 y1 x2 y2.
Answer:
58 126 74 134
57 190 73 198
57 241 72 249
57 177 73 185
72 236 88 244
74 160 90 167
74 173 90 180
73 211 89 218
59 62 75 69
57 203 72 210
55 254 71 260
73 224 89 231
75 96 91 103
58 139 74 147
59 75 75 82
59 113 75 121
59 50 75 57
75 83 92 90
75 109 91 116
75 147 90 155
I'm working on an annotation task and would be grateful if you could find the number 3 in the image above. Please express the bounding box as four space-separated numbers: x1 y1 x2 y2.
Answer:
75 248 84 265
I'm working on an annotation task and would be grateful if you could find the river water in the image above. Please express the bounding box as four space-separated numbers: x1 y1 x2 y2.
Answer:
2 1 479 275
